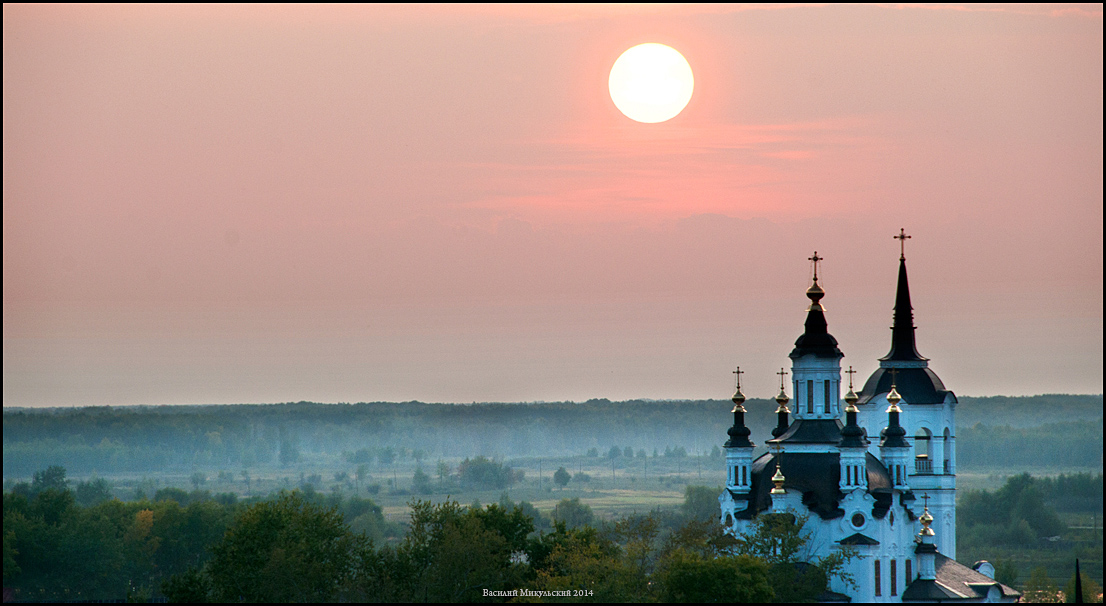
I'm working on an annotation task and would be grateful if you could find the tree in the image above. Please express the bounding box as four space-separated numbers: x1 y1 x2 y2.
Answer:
682 485 723 523
31 466 69 495
75 477 113 507
732 512 856 600
1066 568 1104 603
552 498 595 529
554 467 571 489
189 472 206 491
412 467 433 495
608 446 622 459
355 464 369 491
1023 566 1063 603
657 549 773 603
194 491 371 602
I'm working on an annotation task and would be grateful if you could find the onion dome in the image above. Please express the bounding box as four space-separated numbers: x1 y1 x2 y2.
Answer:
770 462 787 495
789 253 844 360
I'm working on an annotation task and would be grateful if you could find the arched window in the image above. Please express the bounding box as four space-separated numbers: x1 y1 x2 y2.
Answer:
943 427 953 474
915 427 933 473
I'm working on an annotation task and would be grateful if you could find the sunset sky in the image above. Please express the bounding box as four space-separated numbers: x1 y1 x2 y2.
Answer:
4 4 1102 407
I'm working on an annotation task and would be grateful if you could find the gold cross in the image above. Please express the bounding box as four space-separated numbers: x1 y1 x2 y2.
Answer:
889 367 898 389
777 368 789 390
894 228 911 259
845 366 856 390
732 366 744 390
808 251 823 281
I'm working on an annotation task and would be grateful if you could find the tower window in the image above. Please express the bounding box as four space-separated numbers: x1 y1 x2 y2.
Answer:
733 466 738 485
874 560 881 596
807 380 814 414
906 559 912 583
824 380 831 414
741 466 747 486
891 559 898 596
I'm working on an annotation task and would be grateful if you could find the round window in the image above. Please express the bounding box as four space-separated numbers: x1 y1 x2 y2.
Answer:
851 512 866 528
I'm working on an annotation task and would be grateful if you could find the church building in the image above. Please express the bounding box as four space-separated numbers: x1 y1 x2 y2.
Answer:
719 234 1020 602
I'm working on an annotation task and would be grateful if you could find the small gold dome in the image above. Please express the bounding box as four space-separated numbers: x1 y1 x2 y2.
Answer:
919 507 935 536
732 388 746 406
775 388 789 405
844 388 858 405
770 463 786 495
887 385 902 405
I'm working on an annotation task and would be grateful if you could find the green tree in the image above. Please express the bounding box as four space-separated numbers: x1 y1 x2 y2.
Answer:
732 512 856 600
75 477 113 507
682 485 723 523
1023 566 1063 603
1066 569 1104 603
412 466 433 495
196 491 370 602
554 466 571 489
657 549 773 603
552 498 595 530
189 472 206 491
31 466 69 495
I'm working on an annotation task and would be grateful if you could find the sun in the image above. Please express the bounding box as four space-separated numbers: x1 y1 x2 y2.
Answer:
609 43 694 124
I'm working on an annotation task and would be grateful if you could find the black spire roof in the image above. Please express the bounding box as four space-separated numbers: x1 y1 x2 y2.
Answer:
838 407 869 449
880 255 927 362
790 255 843 360
879 405 910 448
725 406 754 448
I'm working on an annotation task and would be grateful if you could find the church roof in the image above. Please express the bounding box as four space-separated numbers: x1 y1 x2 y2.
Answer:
857 366 955 406
769 418 844 444
789 305 843 360
901 554 1021 601
735 452 893 521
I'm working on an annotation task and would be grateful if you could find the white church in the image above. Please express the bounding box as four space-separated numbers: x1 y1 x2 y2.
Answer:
719 234 1020 602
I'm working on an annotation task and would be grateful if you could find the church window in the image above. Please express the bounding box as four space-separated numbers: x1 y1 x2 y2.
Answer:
891 559 898 596
846 466 852 485
732 466 738 484
806 380 814 414
824 380 831 414
851 512 865 528
741 466 747 486
906 559 912 583
874 560 882 596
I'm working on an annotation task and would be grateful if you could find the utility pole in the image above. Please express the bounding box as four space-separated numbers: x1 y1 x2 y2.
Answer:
539 459 542 491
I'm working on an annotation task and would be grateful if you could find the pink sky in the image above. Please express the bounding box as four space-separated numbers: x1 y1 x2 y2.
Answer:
4 4 1102 406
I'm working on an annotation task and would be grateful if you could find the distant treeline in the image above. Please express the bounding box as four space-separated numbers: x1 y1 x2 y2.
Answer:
3 395 1101 478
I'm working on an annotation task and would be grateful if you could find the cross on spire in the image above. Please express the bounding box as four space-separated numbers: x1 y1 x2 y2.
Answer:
732 366 744 390
895 228 911 260
921 492 930 510
845 365 857 390
777 367 789 390
889 367 898 388
808 251 823 282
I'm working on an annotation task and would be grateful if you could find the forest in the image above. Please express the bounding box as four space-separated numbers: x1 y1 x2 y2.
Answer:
3 468 1101 602
2 394 1101 477
2 394 1102 601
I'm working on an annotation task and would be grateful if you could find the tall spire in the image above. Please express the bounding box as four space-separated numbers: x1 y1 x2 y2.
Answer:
881 229 927 362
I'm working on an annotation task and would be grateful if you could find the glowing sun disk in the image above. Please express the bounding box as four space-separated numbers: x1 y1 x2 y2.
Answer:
609 43 694 123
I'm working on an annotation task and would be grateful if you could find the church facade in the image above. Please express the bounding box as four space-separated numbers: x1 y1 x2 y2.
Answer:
719 238 1020 602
